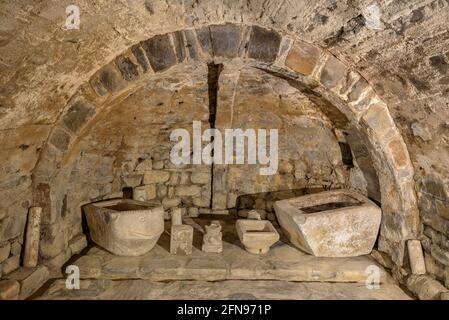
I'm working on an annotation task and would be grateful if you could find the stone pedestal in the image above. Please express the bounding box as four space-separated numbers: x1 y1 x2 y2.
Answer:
407 240 426 274
171 208 183 226
170 225 193 255
202 221 223 253
23 207 42 268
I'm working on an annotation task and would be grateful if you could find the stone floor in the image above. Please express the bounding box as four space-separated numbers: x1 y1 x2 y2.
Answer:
35 215 411 300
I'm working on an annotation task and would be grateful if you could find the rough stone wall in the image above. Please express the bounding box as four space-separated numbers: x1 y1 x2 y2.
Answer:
212 65 350 211
0 0 447 296
59 63 354 226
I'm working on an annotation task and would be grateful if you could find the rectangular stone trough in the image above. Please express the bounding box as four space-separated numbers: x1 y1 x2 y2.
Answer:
274 190 382 257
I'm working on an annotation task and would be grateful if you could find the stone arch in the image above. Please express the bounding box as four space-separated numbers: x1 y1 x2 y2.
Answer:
32 23 419 265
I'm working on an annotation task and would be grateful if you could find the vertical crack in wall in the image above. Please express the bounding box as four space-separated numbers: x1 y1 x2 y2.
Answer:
207 62 223 209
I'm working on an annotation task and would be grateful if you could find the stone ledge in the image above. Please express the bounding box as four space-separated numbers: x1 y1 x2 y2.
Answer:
37 279 411 300
407 274 449 300
4 265 50 300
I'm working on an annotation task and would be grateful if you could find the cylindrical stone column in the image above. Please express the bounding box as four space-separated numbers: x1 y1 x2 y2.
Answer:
407 240 426 275
171 208 183 226
23 207 42 268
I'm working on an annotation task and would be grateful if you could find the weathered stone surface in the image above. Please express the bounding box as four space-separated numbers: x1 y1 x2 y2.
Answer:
196 26 213 56
238 209 267 220
39 224 67 259
209 24 242 58
172 31 186 63
407 240 426 274
247 26 281 63
37 279 411 300
49 128 71 151
360 102 396 138
190 172 210 184
0 280 20 300
74 255 103 278
175 185 202 197
193 196 210 208
46 248 71 269
121 174 142 188
285 41 321 76
135 159 153 172
143 170 170 184
347 78 370 103
6 266 50 299
84 199 165 256
142 34 177 72
0 242 11 263
319 55 347 89
236 219 279 254
371 249 395 269
430 243 449 266
388 138 409 167
419 178 449 201
0 212 26 243
23 207 42 268
162 197 181 209
274 190 381 257
90 64 127 94
183 29 199 60
188 207 199 217
202 221 223 253
133 185 156 201
407 274 448 300
131 45 151 73
170 225 193 255
10 241 22 256
115 55 139 81
68 234 88 255
62 101 96 134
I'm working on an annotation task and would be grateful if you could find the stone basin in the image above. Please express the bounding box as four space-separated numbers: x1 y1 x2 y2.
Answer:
273 190 381 257
84 199 165 256
236 219 280 254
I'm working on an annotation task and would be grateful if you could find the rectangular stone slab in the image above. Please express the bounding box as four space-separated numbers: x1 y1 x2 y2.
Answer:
37 279 411 300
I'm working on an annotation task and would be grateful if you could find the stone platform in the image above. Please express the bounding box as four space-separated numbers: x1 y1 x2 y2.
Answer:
72 215 394 283
38 279 411 300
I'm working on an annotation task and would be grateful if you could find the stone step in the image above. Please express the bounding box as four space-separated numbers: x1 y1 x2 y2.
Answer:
38 279 411 300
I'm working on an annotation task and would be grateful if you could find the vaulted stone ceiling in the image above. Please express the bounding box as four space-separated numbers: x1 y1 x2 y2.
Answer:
0 0 448 286
1 0 447 197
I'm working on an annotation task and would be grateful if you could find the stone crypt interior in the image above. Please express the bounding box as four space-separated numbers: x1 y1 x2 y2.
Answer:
0 0 449 300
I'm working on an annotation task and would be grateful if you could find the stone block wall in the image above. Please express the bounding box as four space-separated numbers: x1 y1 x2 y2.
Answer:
418 180 449 289
127 161 212 216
